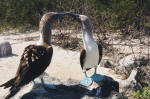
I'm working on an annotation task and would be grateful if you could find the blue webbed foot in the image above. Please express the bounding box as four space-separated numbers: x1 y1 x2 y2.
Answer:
91 74 104 83
43 84 57 89
80 77 93 87
41 78 57 89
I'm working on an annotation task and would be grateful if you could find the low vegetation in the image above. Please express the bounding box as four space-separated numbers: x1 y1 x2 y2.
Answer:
0 0 150 34
133 87 150 99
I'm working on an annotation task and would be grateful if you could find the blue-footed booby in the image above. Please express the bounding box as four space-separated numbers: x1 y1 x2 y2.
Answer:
69 14 103 87
0 12 68 99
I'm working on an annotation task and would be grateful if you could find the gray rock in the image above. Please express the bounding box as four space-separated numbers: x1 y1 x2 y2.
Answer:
119 54 137 68
0 40 12 57
115 55 150 78
103 60 114 68
119 54 149 68
137 66 150 87
110 91 128 99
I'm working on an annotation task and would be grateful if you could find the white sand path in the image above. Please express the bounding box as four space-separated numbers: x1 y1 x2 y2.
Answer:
0 32 122 96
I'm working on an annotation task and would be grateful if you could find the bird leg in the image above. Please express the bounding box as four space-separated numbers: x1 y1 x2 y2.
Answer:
41 77 56 89
84 71 88 77
91 67 104 83
80 71 93 87
32 80 36 85
94 67 97 75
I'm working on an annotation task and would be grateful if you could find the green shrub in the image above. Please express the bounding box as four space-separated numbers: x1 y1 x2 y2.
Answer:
133 87 150 99
0 0 150 33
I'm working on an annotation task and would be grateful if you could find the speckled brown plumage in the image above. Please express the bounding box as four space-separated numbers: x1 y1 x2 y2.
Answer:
80 48 86 69
0 44 53 99
0 12 69 99
98 44 103 65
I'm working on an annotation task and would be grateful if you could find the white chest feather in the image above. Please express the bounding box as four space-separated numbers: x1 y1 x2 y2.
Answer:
37 33 44 45
83 40 99 69
81 19 99 69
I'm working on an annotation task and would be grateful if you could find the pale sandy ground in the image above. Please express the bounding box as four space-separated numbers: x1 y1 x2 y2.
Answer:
0 31 122 97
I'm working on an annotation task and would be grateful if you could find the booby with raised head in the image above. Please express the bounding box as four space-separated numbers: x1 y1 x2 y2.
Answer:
0 12 68 99
70 14 103 87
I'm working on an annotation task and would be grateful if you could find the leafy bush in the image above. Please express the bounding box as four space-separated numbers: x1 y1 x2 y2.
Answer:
0 0 150 33
133 87 150 99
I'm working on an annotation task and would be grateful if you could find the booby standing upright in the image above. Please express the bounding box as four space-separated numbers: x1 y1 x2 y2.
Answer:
0 12 67 99
70 14 103 87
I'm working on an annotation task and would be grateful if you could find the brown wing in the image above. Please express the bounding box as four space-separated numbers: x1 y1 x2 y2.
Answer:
13 45 53 88
98 44 103 65
80 48 86 69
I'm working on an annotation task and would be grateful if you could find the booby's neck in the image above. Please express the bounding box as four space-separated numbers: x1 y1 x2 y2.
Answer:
38 28 51 46
37 14 52 46
81 20 96 50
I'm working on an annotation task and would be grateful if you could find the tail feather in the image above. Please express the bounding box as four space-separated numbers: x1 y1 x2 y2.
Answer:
5 87 20 99
0 77 22 99
0 77 16 89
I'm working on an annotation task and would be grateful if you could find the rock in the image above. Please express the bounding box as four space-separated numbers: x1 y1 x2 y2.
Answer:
84 75 119 98
119 69 142 96
0 40 12 57
135 56 150 67
115 55 150 78
103 60 114 68
119 54 149 68
136 66 150 87
119 54 137 68
2 73 123 99
109 91 128 99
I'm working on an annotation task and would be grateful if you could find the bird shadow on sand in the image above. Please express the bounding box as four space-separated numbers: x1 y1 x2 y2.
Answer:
20 73 119 99
20 74 91 99
21 84 92 99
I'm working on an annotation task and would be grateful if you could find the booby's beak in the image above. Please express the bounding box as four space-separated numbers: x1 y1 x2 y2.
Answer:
52 12 82 23
54 12 67 20
68 13 82 23
49 12 70 21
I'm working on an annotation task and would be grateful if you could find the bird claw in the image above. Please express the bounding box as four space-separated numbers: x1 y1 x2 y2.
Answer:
91 74 104 83
44 84 57 89
80 77 93 87
40 78 57 90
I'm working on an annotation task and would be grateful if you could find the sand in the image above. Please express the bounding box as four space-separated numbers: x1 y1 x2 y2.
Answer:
0 31 121 97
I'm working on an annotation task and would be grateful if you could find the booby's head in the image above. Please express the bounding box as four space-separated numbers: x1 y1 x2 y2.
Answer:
69 14 90 23
69 13 92 31
37 12 71 46
78 15 89 22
